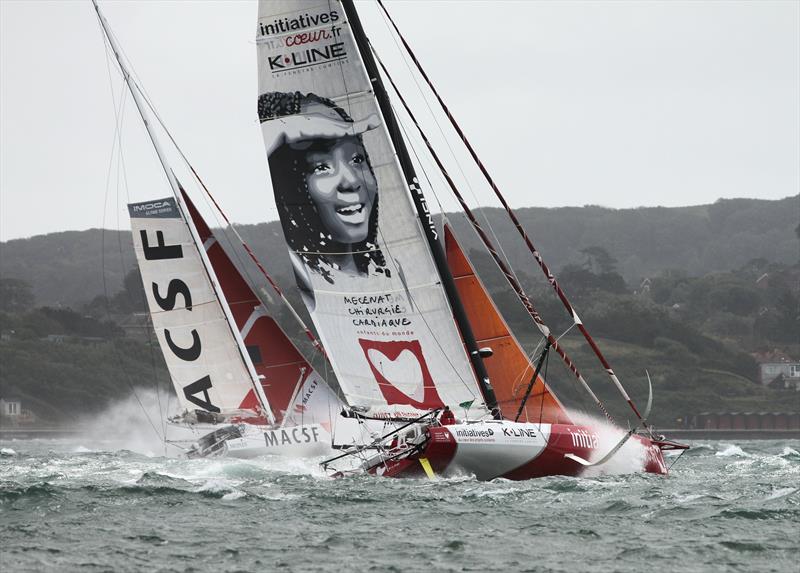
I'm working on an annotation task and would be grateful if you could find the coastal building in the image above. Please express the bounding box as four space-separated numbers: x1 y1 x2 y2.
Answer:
754 350 800 390
0 398 21 418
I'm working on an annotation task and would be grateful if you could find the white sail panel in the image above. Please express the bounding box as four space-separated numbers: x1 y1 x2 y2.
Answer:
128 197 264 420
256 0 486 413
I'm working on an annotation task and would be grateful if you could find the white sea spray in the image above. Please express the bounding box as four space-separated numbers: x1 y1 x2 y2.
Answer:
565 410 648 476
76 389 196 457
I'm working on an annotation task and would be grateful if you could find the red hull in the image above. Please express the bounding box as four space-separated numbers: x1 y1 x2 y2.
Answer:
369 423 669 480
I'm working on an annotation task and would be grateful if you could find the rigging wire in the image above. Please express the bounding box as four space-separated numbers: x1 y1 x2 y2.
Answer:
372 2 522 286
97 17 188 443
107 64 169 443
97 30 163 443
376 0 648 429
377 49 569 421
538 350 551 425
371 44 613 424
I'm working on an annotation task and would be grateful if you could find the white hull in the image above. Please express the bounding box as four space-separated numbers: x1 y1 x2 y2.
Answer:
192 417 394 459
221 423 333 459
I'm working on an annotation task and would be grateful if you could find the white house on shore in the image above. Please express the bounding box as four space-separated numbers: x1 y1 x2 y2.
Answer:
0 397 22 418
754 351 800 391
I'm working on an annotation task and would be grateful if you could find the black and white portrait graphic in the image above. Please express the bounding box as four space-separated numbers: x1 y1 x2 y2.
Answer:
259 91 392 289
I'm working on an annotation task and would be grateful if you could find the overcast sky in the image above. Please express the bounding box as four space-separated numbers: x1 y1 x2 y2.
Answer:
1 0 797 242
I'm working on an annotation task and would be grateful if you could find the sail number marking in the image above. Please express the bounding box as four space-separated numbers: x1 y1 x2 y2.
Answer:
141 229 218 413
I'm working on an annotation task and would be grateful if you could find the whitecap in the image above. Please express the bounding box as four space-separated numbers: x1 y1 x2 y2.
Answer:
195 477 240 495
0 447 16 456
715 445 750 458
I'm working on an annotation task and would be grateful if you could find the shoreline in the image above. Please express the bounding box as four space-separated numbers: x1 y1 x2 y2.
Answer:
660 429 799 440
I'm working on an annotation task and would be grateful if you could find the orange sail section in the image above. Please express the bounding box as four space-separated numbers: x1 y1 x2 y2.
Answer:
444 225 572 425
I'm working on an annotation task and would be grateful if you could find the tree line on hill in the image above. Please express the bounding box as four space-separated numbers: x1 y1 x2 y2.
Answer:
0 196 797 425
0 196 796 309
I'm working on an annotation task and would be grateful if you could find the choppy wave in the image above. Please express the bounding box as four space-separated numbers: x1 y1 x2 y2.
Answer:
1 437 798 572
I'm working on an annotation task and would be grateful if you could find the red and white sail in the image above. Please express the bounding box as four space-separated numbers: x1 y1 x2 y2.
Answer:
256 0 486 414
128 197 270 422
181 192 343 427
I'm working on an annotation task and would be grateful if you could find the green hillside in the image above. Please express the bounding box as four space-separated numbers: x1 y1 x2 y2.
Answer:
1 196 796 309
0 196 797 426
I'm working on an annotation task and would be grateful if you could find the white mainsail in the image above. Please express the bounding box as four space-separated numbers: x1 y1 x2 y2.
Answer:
129 197 271 422
256 0 487 414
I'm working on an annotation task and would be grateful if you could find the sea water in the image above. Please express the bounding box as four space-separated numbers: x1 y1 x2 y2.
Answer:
1 436 797 572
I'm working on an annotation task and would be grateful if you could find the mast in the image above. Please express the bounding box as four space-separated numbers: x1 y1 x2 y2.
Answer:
340 0 499 419
93 0 275 424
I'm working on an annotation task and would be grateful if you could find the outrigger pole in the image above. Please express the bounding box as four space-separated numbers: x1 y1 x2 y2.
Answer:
376 0 648 429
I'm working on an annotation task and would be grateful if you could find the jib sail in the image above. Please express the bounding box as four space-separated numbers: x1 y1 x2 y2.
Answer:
181 191 343 427
256 0 485 413
128 197 270 423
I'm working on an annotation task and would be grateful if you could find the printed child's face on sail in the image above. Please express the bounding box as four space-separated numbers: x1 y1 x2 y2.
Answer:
301 135 377 245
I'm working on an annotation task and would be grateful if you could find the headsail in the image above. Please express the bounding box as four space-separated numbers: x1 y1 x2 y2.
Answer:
181 192 343 427
255 0 486 414
445 226 572 425
128 197 270 423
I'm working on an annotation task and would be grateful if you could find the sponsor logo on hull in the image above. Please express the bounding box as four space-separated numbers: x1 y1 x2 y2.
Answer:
567 427 599 449
450 422 546 445
444 422 551 480
264 425 321 448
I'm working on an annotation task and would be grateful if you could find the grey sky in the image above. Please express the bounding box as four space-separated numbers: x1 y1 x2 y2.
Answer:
1 0 797 241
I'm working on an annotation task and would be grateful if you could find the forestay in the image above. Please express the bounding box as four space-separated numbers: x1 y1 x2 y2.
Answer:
129 197 268 422
256 0 486 414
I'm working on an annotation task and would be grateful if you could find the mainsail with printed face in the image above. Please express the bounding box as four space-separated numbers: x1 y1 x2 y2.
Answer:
256 0 486 414
129 197 269 422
